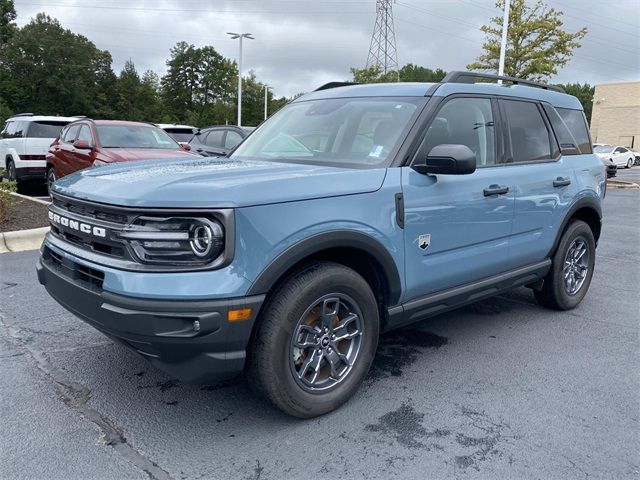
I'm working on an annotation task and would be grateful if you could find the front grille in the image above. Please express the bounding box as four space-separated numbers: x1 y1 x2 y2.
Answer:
45 247 104 291
48 194 134 262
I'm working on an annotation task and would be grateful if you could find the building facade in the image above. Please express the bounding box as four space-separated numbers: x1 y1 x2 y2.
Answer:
590 82 640 148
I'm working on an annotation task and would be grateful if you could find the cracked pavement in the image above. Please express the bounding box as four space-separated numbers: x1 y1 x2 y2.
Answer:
1 189 638 480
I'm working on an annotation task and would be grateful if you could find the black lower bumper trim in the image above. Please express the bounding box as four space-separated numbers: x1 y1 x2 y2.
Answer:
37 255 264 384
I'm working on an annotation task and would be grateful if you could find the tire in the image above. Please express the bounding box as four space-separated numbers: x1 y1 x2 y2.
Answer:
535 220 595 310
46 167 57 198
248 261 379 418
6 159 16 181
627 158 633 169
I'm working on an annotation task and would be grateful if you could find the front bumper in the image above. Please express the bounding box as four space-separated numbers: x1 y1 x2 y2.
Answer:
37 247 264 384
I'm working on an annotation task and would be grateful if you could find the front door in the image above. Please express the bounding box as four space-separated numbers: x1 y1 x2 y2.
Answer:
401 96 515 301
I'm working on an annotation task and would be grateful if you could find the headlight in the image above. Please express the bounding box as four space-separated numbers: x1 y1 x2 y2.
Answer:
118 216 225 265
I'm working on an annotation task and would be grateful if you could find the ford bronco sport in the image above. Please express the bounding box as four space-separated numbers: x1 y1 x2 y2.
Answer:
38 72 605 418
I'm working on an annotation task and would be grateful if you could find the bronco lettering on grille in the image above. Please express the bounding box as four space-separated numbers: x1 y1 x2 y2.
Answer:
48 211 107 238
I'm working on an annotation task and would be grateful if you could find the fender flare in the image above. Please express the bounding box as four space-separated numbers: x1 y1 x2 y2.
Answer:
246 230 402 305
548 196 602 256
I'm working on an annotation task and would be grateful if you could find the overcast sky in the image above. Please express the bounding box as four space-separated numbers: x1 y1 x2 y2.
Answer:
13 0 640 98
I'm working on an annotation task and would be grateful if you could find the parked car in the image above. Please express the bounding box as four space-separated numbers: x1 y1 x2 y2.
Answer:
189 125 254 157
632 149 640 166
156 123 198 143
593 144 636 169
46 119 199 195
39 71 604 418
0 114 80 190
599 157 617 178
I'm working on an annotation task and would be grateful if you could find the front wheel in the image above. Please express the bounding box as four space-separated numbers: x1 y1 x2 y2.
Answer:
46 167 57 198
535 220 595 310
248 262 379 418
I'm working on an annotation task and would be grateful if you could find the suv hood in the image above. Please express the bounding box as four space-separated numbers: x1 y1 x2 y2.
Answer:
52 157 387 208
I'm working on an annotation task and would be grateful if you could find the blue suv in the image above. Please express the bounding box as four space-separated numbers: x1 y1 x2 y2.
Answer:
37 72 605 417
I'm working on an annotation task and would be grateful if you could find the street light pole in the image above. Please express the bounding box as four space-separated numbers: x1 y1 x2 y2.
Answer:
264 85 270 121
497 0 511 83
227 32 254 127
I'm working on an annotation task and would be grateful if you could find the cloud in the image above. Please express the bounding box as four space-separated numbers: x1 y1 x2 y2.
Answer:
13 0 640 97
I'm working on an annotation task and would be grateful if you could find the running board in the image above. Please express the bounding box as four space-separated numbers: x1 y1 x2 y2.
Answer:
385 260 551 331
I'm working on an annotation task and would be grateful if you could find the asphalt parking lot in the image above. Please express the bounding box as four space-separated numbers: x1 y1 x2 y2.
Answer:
1 189 638 480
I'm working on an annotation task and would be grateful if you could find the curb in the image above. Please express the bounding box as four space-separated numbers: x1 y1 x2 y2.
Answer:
0 226 49 253
9 191 50 205
607 179 640 189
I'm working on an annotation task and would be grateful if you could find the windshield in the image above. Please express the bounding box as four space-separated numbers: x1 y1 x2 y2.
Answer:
230 97 422 167
594 145 613 153
163 128 194 142
26 121 70 138
96 125 180 149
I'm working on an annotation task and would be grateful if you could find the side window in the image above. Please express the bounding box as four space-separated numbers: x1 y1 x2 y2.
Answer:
224 130 243 149
205 130 224 148
503 100 553 163
76 125 93 146
422 97 496 166
556 108 592 154
2 122 15 138
13 121 27 138
63 125 80 143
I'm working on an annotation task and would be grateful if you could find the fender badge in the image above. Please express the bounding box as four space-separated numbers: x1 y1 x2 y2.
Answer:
418 234 431 251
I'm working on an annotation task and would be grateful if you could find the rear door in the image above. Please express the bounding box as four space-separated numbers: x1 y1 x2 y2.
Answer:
499 98 577 270
25 120 70 159
402 95 516 300
203 129 226 156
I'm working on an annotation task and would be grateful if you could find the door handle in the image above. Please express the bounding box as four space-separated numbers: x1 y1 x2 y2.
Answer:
553 177 571 187
483 184 509 196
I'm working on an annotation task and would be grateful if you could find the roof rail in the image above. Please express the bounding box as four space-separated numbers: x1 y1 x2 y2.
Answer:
314 81 360 91
442 71 564 93
13 112 34 117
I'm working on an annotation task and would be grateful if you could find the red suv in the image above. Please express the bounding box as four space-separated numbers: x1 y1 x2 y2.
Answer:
46 119 198 193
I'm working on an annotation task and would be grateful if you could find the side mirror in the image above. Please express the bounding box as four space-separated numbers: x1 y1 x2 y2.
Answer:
73 139 92 150
178 142 191 151
413 144 476 175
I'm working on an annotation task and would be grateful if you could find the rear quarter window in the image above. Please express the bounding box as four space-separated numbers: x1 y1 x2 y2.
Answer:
26 121 70 139
557 108 592 154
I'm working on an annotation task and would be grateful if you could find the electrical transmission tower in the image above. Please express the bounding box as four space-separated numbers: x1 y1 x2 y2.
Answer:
366 0 399 74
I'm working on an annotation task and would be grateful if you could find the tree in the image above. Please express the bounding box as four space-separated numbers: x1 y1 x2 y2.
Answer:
350 64 447 84
559 82 594 124
467 0 587 81
138 70 162 122
0 13 117 117
0 0 16 45
115 59 142 120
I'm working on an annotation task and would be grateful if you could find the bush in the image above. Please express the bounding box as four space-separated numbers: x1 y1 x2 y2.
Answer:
0 169 17 223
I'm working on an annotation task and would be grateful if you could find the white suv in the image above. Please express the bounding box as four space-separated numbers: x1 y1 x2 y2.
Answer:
0 114 79 189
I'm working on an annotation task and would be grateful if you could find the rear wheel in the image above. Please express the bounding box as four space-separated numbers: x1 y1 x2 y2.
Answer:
6 159 16 181
535 220 595 310
248 262 379 418
627 158 634 169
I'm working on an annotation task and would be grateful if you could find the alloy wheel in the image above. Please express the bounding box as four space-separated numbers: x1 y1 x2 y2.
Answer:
289 294 364 392
563 238 589 296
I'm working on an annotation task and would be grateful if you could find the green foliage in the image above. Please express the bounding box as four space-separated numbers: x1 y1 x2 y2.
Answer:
350 64 447 84
0 97 11 126
0 168 17 223
467 0 587 81
559 82 594 124
0 0 17 44
0 13 117 117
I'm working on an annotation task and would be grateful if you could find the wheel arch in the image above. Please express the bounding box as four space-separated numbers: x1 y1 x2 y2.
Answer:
246 230 402 327
549 197 602 256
